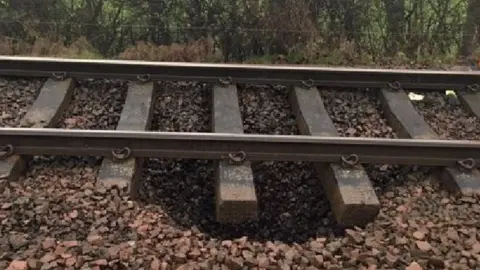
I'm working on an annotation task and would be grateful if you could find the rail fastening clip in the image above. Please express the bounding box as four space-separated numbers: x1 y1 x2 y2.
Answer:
301 79 314 89
227 151 247 165
137 74 151 83
341 154 360 167
0 144 14 160
51 72 67 81
219 76 233 86
465 83 480 93
112 147 132 162
387 81 402 91
457 158 476 170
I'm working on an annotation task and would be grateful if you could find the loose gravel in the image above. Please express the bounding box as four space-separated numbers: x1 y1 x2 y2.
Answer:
2 82 480 270
318 88 397 139
1 79 128 269
318 88 421 189
41 79 128 166
411 91 480 140
238 84 335 240
0 77 44 127
319 87 480 270
56 79 128 130
139 81 215 229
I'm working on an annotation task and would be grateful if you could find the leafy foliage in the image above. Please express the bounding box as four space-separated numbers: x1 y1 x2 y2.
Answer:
0 0 478 66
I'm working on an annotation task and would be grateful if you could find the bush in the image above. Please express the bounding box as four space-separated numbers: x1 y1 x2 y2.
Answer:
0 36 102 58
118 38 220 62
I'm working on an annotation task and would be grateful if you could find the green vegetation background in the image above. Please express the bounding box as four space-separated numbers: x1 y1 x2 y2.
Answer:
0 0 479 68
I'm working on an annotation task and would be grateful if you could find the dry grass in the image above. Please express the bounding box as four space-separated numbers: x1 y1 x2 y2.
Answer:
0 34 466 69
0 36 102 59
118 38 220 62
261 0 318 55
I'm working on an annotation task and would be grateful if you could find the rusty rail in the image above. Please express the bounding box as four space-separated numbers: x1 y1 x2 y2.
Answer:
0 56 479 90
0 128 479 168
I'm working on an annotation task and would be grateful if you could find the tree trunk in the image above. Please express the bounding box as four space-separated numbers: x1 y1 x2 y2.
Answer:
460 0 480 57
383 0 405 55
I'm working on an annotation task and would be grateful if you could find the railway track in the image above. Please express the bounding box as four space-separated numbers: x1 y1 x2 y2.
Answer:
1 56 480 225
1 56 480 269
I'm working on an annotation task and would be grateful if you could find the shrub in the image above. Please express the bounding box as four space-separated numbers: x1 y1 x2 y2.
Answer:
118 38 219 62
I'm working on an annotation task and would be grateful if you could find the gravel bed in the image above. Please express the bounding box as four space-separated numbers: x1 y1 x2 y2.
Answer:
2 83 480 270
318 88 396 139
139 81 215 229
0 77 44 127
238 84 335 239
410 91 480 140
40 79 129 166
0 79 128 269
318 88 480 270
318 88 421 189
56 79 128 130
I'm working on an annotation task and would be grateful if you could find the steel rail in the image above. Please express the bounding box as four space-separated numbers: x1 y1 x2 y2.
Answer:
0 56 479 90
1 128 480 167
